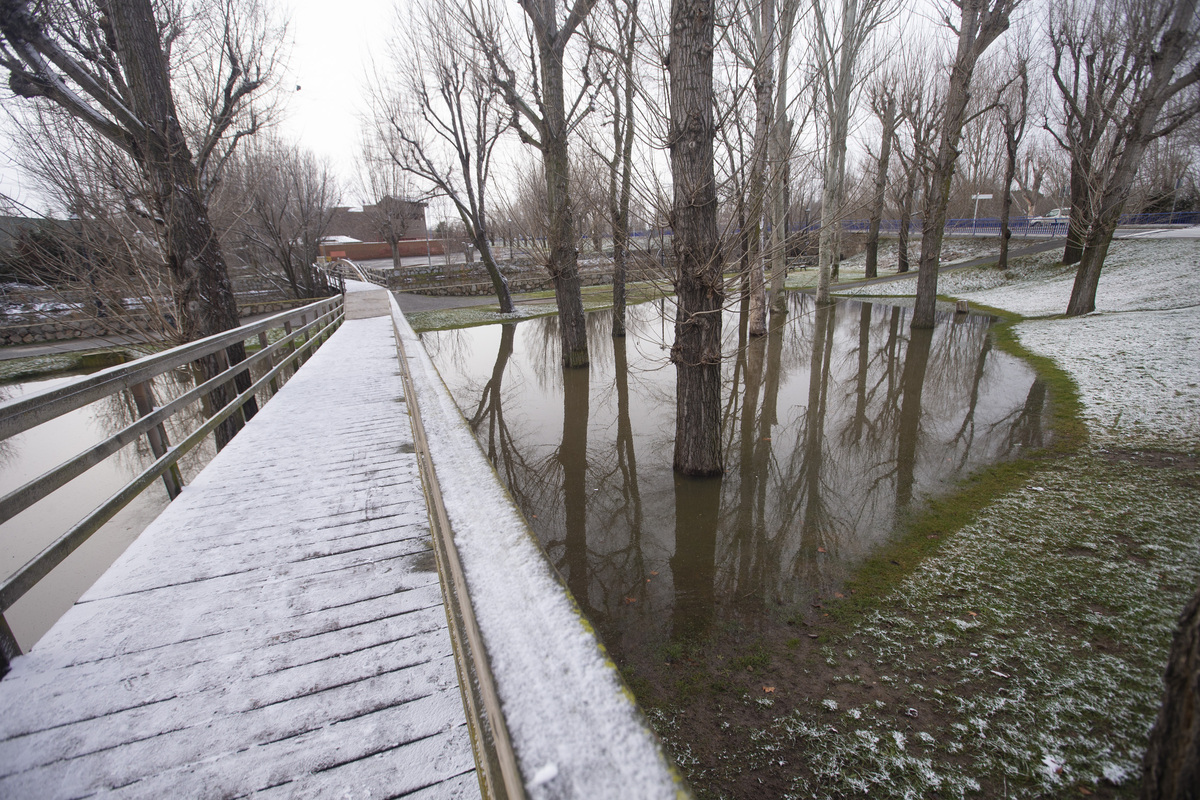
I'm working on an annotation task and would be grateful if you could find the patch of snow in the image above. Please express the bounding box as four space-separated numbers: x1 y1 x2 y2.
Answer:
1102 762 1128 784
1017 307 1200 446
529 762 558 786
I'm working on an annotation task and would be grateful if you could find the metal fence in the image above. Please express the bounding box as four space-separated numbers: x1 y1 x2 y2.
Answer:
0 295 344 673
625 211 1199 241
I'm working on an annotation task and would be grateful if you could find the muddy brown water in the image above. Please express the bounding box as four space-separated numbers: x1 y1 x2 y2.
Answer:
422 293 1048 663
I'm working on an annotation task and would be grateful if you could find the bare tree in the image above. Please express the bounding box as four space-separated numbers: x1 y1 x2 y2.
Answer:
371 0 514 312
1013 135 1056 215
1061 0 1200 315
1047 0 1146 266
863 68 899 279
471 0 599 365
911 0 1023 329
891 48 943 274
766 0 806 313
355 151 422 270
586 0 639 335
812 0 898 305
229 139 339 299
996 50 1029 270
0 0 280 445
670 0 724 475
743 0 778 336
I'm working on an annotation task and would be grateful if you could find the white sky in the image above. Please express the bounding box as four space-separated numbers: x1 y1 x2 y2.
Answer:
0 0 399 215
276 0 399 205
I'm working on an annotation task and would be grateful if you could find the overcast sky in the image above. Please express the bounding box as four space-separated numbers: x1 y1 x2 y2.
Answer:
0 0 398 215
275 0 398 204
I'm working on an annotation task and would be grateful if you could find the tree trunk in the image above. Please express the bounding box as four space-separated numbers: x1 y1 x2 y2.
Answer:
612 11 637 338
107 0 253 447
897 168 916 273
475 233 514 312
746 0 775 338
816 85 850 303
1142 583 1200 800
865 95 896 280
670 0 723 476
1062 166 1088 266
912 0 984 330
768 6 797 314
999 128 1018 270
540 41 589 367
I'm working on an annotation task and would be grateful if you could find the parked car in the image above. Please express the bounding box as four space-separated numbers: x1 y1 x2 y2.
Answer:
1030 208 1070 226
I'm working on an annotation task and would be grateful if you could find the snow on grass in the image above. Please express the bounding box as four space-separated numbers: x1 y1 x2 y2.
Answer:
1018 307 1200 447
952 239 1200 317
756 455 1200 799
406 303 561 332
842 238 1200 448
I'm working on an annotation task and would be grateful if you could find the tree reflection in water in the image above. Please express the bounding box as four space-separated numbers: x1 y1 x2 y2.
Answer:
422 296 1049 656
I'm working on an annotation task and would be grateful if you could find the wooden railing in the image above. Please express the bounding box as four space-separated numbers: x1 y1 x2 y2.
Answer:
0 295 344 673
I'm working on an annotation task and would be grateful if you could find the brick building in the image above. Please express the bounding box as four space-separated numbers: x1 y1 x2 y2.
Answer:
325 197 427 244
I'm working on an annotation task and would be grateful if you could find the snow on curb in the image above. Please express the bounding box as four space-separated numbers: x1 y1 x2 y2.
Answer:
390 296 685 799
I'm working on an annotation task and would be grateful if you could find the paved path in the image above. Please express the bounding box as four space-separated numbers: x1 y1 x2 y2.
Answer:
0 315 479 798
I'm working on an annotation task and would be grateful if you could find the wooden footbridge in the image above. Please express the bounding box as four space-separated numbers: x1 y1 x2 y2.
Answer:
0 277 683 799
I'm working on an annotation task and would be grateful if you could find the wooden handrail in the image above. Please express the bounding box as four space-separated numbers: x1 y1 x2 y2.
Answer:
0 295 344 668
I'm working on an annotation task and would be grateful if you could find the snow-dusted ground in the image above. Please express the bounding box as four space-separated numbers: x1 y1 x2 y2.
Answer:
760 236 1200 798
843 238 1200 448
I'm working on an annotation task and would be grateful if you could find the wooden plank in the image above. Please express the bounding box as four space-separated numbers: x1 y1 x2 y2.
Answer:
0 317 478 799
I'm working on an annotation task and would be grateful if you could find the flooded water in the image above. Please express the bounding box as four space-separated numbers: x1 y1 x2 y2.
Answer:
423 295 1048 658
0 368 216 650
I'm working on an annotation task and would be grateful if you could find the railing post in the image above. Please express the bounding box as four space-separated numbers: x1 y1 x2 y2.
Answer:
258 331 280 396
212 349 247 429
0 613 19 678
129 381 183 499
282 320 297 378
297 314 311 367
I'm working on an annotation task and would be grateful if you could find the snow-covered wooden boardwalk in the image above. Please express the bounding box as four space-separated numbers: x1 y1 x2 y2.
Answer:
0 311 479 797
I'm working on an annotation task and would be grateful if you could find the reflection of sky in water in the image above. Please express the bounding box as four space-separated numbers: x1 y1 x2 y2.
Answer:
0 371 214 651
427 295 1049 657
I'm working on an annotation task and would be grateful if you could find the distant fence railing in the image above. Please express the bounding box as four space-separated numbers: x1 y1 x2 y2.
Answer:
0 295 344 673
623 211 1199 241
839 211 1200 235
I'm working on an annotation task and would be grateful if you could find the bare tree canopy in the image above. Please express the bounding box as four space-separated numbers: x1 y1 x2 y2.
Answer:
0 0 283 445
369 0 515 312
